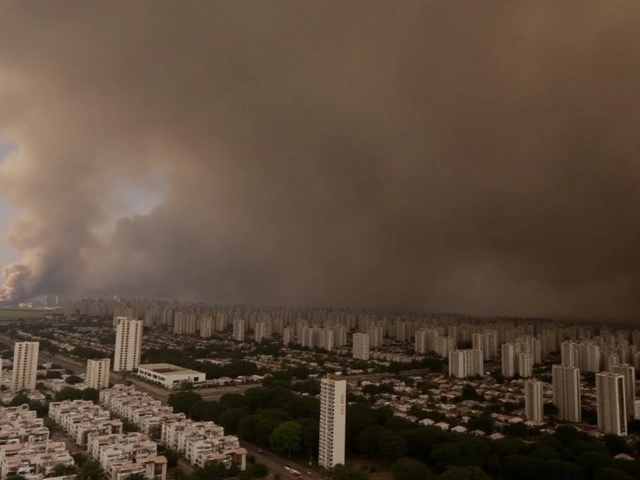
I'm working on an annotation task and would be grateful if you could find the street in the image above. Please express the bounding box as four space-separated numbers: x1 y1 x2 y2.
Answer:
242 442 322 480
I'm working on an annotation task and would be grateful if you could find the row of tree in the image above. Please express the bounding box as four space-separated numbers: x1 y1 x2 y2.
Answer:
168 372 640 480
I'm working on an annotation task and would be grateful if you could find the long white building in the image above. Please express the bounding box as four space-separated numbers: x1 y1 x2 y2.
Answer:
524 380 544 422
552 365 581 422
596 372 627 436
11 342 39 393
113 317 143 372
86 358 111 390
318 377 346 469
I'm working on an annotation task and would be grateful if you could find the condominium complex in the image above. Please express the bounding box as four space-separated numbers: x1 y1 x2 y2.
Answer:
86 358 111 390
101 385 246 470
0 404 74 480
518 353 533 378
11 342 39 393
352 333 370 360
318 377 347 469
49 399 167 480
113 317 143 372
524 380 544 422
552 365 581 422
596 372 627 436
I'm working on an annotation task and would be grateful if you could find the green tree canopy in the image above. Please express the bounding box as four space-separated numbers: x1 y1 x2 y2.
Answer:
168 390 203 416
269 421 303 458
391 457 432 480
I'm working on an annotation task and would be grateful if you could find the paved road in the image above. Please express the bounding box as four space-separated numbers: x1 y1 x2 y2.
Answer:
242 442 322 480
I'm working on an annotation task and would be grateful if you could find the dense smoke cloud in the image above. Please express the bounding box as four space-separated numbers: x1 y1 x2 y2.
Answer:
1 1 640 318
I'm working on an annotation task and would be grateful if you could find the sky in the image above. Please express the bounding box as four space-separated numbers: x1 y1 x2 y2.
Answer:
0 142 19 267
1 1 640 319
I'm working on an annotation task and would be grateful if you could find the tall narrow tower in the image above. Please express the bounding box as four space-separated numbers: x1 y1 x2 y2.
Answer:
113 317 143 372
12 342 39 392
552 365 581 422
318 377 347 468
596 372 627 436
524 380 544 422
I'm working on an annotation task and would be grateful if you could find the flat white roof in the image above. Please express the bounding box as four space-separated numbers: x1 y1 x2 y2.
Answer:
137 363 205 376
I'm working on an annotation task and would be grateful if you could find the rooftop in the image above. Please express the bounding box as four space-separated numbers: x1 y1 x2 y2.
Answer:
137 363 204 375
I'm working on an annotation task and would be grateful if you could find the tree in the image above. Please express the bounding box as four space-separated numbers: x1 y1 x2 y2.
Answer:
51 463 76 476
391 458 432 480
439 466 492 480
77 459 104 480
602 434 630 456
377 431 408 462
219 408 248 434
355 425 385 456
250 462 269 478
149 424 162 440
593 468 633 480
168 390 203 416
81 388 99 402
65 374 83 385
124 474 147 480
9 391 30 406
161 448 180 468
331 464 369 480
54 387 83 401
254 417 282 446
461 384 482 401
270 421 303 458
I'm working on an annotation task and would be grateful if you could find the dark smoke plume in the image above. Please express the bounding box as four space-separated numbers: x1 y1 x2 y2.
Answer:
1 1 640 318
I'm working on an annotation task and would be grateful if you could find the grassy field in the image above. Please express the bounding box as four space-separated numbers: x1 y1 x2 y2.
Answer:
0 308 64 319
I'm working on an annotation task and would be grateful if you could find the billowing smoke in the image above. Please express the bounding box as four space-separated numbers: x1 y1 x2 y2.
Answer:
1 1 640 318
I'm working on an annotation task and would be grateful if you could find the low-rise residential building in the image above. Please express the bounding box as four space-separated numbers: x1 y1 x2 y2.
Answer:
0 405 74 480
101 385 246 471
49 399 166 480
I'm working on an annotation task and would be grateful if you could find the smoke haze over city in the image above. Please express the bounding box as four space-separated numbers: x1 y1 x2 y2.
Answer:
1 1 640 318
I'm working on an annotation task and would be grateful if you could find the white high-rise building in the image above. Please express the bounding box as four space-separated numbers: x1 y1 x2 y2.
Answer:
518 353 533 378
233 318 245 342
255 322 271 343
448 349 483 378
501 343 516 377
612 364 635 420
561 341 578 367
11 341 39 392
318 377 346 469
596 372 627 436
552 365 581 422
199 316 214 339
113 317 143 372
352 333 370 360
524 380 544 422
283 327 294 345
86 358 111 390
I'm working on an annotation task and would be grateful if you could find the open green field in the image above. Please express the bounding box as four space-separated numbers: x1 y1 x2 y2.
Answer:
0 308 64 319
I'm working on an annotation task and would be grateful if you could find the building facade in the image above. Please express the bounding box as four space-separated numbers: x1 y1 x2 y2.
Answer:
352 333 370 360
87 358 111 390
596 372 627 436
524 380 544 422
113 317 143 372
318 377 346 469
552 365 581 423
11 342 39 393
